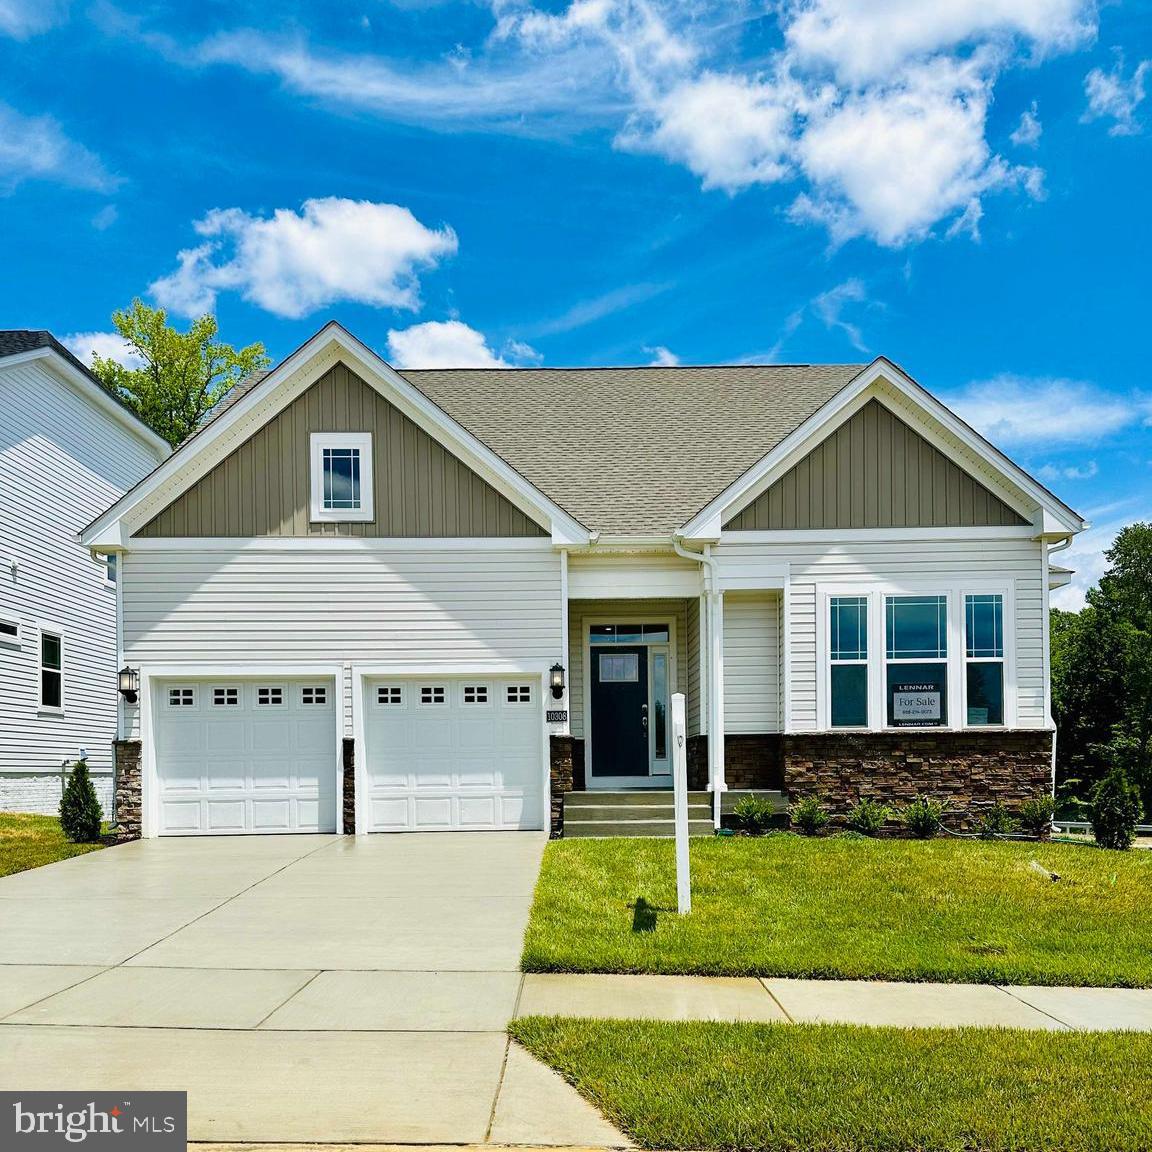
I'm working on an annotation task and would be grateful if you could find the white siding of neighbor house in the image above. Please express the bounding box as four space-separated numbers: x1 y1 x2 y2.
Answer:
723 592 782 734
0 358 164 811
120 544 564 738
715 534 1048 732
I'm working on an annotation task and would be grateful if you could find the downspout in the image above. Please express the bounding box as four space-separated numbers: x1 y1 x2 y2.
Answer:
1044 534 1074 802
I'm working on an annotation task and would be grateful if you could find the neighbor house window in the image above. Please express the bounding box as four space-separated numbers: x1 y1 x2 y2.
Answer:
309 433 374 523
0 616 19 645
830 595 869 727
40 630 63 710
965 594 1004 725
105 554 118 584
885 595 948 727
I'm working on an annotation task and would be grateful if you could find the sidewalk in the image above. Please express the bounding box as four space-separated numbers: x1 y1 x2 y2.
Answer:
518 973 1152 1031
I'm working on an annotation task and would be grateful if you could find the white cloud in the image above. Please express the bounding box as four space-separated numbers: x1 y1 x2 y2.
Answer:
944 375 1140 446
0 0 67 39
91 204 118 230
1083 54 1150 136
0 103 117 193
645 345 679 366
1037 459 1098 481
525 281 671 337
386 320 539 368
150 198 458 319
1010 101 1043 146
812 278 869 351
61 331 145 369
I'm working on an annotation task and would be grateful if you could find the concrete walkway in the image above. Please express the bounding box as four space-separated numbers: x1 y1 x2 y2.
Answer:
518 973 1152 1031
0 835 628 1148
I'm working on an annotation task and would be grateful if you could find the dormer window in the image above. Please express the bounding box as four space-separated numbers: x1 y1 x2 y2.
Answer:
310 433 374 523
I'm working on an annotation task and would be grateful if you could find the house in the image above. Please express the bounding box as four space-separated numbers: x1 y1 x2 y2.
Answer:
79 322 1085 839
1 331 170 814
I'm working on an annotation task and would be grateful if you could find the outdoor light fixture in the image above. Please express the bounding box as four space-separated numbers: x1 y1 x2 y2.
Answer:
549 662 565 700
117 666 140 704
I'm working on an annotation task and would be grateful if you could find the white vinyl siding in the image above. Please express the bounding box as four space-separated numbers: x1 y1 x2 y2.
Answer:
686 597 702 735
0 358 164 800
723 592 782 734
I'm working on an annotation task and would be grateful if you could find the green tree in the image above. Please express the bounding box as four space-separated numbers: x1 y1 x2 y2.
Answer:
89 299 270 446
59 759 103 843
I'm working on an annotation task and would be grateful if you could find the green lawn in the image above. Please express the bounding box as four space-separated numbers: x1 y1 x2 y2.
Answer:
0 813 109 878
512 1016 1152 1151
523 836 1152 986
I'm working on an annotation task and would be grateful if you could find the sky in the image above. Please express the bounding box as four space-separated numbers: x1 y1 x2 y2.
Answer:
1 0 1149 606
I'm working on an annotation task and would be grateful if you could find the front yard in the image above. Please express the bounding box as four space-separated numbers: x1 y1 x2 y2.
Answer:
522 836 1152 987
512 1016 1152 1151
0 813 109 878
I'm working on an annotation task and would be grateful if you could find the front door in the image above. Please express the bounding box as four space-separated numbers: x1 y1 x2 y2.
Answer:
590 646 649 777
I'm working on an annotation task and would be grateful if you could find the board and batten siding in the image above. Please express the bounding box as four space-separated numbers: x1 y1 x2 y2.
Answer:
723 592 783 734
120 545 563 738
725 399 1028 531
138 361 546 539
716 535 1048 731
0 358 164 806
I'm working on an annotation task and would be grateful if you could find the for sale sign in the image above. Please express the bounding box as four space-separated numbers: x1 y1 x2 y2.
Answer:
891 682 942 725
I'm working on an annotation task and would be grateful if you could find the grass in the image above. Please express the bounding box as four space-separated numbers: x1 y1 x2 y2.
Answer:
522 835 1152 986
512 1016 1152 1151
0 813 110 878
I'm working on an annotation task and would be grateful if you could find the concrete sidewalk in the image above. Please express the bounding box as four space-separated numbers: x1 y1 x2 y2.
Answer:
518 973 1152 1031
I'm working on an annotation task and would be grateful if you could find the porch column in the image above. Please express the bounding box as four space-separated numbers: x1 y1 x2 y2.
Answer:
710 588 726 805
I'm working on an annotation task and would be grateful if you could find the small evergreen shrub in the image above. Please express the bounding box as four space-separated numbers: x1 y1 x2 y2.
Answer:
901 795 946 839
976 801 1018 839
790 795 830 836
847 797 891 837
732 794 778 835
59 759 103 843
1091 767 1143 851
1018 793 1056 837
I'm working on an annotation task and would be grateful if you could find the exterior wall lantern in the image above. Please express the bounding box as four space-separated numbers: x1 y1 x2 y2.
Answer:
117 666 140 704
549 662 566 700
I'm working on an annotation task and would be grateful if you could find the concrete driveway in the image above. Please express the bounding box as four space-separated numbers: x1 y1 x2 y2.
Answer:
0 833 627 1146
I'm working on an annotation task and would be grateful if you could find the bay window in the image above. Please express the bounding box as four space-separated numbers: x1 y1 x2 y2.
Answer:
829 595 869 727
965 594 1005 725
884 595 948 727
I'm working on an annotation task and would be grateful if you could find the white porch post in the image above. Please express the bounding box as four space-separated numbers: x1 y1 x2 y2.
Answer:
711 588 726 822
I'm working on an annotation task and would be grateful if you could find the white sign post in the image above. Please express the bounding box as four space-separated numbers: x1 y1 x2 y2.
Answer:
670 691 691 915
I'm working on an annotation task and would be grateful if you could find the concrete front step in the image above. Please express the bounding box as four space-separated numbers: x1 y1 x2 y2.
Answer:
563 818 716 838
564 804 711 824
564 789 709 808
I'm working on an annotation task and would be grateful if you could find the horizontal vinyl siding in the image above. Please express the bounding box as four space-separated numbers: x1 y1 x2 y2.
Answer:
723 593 782 734
716 536 1047 731
686 596 702 736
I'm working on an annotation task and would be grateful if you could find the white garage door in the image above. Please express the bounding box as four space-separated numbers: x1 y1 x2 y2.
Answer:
363 676 543 832
154 678 337 835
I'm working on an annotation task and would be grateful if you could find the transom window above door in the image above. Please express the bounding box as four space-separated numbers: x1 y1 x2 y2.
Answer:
590 624 669 645
310 433 374 523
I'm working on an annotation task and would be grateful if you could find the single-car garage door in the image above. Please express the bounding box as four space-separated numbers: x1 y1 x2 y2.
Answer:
363 676 543 832
154 678 337 835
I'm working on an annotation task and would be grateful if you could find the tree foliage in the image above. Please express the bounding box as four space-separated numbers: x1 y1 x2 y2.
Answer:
1052 522 1152 812
59 759 103 843
89 299 270 446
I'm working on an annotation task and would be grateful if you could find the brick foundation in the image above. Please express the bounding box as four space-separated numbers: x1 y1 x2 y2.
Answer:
549 734 577 838
687 735 709 790
684 734 783 790
113 739 142 842
342 738 356 834
783 730 1054 831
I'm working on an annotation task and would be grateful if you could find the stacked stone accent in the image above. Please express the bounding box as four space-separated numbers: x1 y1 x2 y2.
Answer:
549 735 577 838
112 739 142 842
342 738 356 834
783 730 1053 831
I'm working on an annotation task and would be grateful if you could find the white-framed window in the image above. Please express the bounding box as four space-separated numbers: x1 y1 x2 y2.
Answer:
884 594 949 727
257 686 285 707
213 686 240 707
377 685 403 705
39 629 64 711
310 432 374 523
506 684 532 704
965 593 1005 726
168 687 195 707
0 615 19 646
104 553 118 585
420 685 447 705
463 684 489 704
829 595 869 728
302 686 328 705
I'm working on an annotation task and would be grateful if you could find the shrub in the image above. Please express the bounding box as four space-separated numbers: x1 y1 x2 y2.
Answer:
59 759 103 843
790 795 830 836
976 801 1018 839
901 795 947 839
1018 793 1056 837
847 797 891 837
1091 767 1143 851
732 794 778 835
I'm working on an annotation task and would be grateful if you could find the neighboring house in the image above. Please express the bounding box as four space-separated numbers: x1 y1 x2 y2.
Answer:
80 323 1085 840
0 332 170 815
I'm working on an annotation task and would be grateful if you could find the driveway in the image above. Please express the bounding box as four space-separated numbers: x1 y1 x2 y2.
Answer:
0 833 627 1146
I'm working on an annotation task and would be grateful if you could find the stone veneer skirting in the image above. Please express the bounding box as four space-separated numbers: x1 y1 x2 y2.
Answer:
548 735 577 838
342 737 356 834
113 739 142 842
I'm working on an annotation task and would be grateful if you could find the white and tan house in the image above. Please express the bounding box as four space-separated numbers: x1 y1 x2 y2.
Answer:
80 322 1085 839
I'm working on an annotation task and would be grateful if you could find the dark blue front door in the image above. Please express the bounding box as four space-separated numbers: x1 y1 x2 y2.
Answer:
591 646 649 777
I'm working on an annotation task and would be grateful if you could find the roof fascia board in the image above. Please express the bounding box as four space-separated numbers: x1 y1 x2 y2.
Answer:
2 347 171 459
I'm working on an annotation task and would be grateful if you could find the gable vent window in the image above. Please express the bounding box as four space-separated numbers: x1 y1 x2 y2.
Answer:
507 684 532 704
420 686 446 705
310 433 374 523
168 687 195 707
463 685 489 704
257 687 284 707
213 687 240 707
377 686 403 705
301 686 327 706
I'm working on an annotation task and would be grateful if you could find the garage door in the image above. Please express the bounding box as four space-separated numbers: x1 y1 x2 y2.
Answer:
154 678 337 835
363 676 543 831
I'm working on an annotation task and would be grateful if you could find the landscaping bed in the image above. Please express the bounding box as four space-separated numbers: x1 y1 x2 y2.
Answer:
522 836 1152 986
0 813 110 878
512 1016 1152 1151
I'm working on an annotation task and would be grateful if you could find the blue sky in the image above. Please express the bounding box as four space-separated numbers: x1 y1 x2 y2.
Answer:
1 0 1149 604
